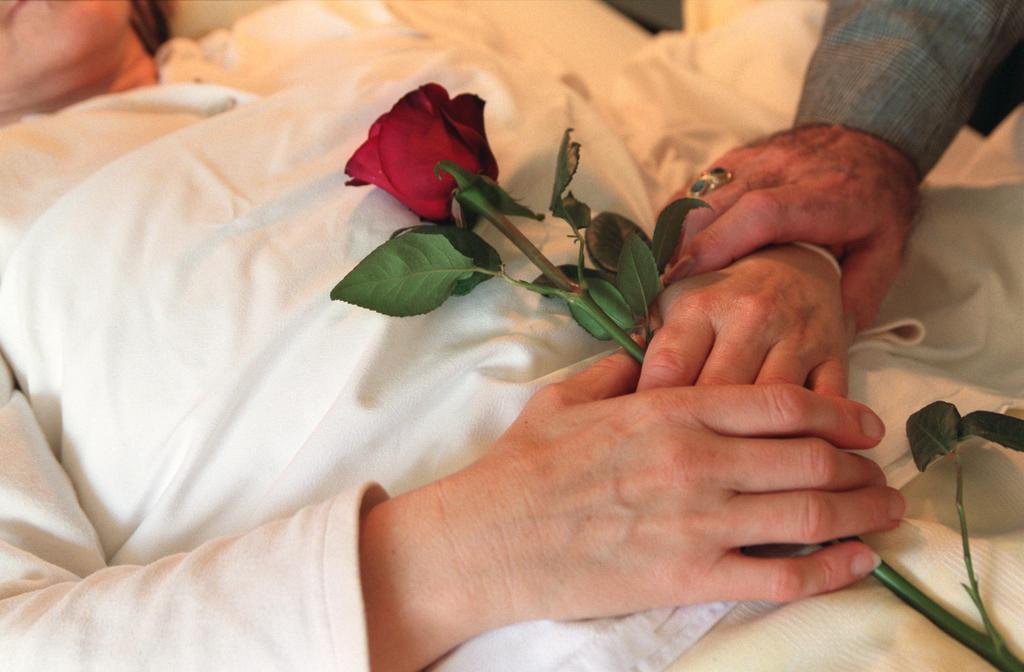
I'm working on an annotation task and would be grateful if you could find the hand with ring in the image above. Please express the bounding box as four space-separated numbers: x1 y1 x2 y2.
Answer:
637 125 918 394
665 125 918 332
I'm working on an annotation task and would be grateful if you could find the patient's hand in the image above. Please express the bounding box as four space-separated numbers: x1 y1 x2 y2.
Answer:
639 244 847 395
358 353 899 671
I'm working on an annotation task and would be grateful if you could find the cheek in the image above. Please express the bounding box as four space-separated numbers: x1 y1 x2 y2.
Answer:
1 0 132 87
46 0 133 65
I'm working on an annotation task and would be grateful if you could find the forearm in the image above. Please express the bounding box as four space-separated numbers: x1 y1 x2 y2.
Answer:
1 352 379 669
1 489 380 669
796 0 1024 177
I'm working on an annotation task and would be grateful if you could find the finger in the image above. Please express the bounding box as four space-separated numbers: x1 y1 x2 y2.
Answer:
685 186 867 275
755 344 812 388
716 437 887 493
807 358 847 397
552 351 640 404
724 486 903 546
696 328 771 386
712 540 881 602
672 178 747 247
666 384 886 449
672 160 787 247
637 315 715 391
665 172 762 276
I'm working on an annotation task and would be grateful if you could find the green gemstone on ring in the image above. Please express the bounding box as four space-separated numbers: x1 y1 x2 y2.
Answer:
710 167 728 177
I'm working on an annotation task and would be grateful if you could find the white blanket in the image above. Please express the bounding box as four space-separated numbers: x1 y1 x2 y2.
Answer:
0 1 1021 669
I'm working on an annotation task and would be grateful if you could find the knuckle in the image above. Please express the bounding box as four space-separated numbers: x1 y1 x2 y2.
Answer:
767 565 804 602
758 373 800 386
738 190 783 225
649 389 686 419
687 291 717 315
735 293 776 321
801 440 838 487
532 382 570 409
814 556 836 595
796 492 834 542
647 342 685 370
763 384 808 428
653 439 708 490
698 373 739 387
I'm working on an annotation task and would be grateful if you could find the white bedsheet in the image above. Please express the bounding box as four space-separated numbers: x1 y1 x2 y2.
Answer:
0 1 1021 670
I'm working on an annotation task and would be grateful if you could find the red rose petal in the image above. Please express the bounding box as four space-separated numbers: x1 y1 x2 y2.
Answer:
447 93 486 132
415 83 451 113
344 131 398 193
345 84 501 220
378 105 481 220
440 107 498 181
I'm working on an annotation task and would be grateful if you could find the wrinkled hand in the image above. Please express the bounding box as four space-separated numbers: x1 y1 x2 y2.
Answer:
639 244 848 395
668 124 918 332
359 353 900 671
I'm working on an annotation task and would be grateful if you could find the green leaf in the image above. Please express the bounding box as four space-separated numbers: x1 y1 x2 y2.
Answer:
959 411 1024 452
436 161 544 221
651 198 709 273
585 212 651 272
549 128 580 214
616 233 661 320
395 225 501 296
587 277 636 331
330 233 477 316
906 401 962 471
568 301 611 340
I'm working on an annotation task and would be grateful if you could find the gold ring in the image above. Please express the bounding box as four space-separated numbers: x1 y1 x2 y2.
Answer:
688 166 733 197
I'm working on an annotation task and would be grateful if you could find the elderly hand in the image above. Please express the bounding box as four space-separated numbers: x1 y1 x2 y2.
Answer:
639 244 848 395
670 124 918 332
359 353 900 671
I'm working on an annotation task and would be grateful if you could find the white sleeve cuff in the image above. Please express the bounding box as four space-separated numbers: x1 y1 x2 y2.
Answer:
792 241 842 277
323 482 391 672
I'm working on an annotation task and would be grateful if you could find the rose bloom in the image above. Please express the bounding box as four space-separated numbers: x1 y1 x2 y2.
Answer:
344 83 499 221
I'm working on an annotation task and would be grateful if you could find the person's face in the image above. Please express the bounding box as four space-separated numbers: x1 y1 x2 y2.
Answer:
0 0 137 116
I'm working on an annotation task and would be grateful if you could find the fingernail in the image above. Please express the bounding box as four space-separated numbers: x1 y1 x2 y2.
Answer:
850 551 881 577
859 411 885 441
888 490 906 520
664 255 695 284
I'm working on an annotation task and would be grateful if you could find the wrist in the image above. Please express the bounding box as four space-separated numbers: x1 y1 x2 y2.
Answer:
358 479 505 671
791 242 841 277
789 123 920 191
749 243 840 283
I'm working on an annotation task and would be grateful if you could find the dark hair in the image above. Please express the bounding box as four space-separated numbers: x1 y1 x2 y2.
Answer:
130 0 173 55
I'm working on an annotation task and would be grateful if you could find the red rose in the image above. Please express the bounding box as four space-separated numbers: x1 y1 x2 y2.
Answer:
344 83 499 221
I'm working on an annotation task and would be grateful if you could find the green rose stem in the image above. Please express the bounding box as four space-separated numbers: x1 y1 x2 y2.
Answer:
458 189 647 363
467 187 1020 668
861 454 1023 672
457 189 577 293
445 163 1018 668
871 561 1023 671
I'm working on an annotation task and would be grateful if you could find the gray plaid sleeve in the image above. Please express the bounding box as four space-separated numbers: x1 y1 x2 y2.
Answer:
795 0 1024 177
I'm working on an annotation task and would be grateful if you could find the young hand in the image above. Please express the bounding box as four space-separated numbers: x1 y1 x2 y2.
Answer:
358 353 899 671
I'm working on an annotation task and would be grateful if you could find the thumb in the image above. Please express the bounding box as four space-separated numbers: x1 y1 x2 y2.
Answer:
839 246 901 332
556 351 641 403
